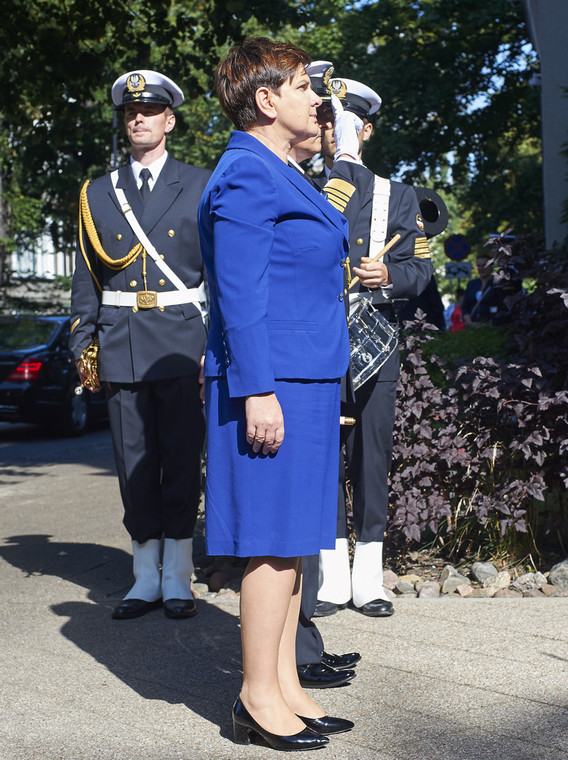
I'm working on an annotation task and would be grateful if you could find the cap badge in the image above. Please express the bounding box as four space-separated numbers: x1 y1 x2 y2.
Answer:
329 78 347 99
416 214 425 232
126 73 146 97
322 64 334 92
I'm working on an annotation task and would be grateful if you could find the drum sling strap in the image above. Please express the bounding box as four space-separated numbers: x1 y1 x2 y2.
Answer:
350 175 391 308
369 175 391 258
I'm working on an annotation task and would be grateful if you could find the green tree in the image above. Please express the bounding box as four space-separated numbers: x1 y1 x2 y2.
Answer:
0 0 306 278
0 0 543 283
302 0 541 244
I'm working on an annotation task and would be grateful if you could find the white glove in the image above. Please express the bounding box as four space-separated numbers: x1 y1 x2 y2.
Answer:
331 94 363 163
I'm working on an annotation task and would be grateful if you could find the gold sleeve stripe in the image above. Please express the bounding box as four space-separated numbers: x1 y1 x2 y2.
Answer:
414 235 431 259
322 178 356 213
414 237 430 253
70 317 80 334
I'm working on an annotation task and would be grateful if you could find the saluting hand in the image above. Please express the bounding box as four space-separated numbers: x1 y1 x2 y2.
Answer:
245 392 285 456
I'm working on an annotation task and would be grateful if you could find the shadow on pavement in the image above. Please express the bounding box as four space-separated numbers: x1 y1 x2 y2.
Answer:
0 533 242 739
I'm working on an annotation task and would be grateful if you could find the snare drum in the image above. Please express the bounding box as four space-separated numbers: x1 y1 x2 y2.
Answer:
348 296 398 390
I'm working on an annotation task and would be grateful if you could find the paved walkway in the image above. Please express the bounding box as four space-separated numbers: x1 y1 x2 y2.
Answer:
1 426 567 759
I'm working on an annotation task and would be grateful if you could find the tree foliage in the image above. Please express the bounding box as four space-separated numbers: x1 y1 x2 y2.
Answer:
0 0 542 276
304 0 541 247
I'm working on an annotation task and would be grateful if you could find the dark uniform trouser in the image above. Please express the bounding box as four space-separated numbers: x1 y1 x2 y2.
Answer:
106 374 205 544
296 554 324 665
340 375 397 542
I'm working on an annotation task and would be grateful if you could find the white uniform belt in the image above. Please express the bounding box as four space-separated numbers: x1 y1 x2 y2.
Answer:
102 284 205 309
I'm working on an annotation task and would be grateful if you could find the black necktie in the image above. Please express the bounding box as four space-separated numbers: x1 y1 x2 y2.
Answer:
139 168 152 204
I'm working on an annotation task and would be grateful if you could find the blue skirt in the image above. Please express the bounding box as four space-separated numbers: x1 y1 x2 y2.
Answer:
204 377 341 557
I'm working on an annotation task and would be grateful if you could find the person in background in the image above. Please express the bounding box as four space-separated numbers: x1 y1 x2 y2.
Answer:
199 38 353 751
70 70 210 621
462 253 521 327
304 62 433 621
288 134 361 690
448 287 465 332
462 254 494 326
397 274 446 331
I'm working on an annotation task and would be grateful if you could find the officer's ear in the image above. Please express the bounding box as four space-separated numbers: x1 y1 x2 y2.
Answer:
361 120 373 143
165 107 176 134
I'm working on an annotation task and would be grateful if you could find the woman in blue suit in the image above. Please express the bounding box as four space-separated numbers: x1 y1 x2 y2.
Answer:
198 38 352 750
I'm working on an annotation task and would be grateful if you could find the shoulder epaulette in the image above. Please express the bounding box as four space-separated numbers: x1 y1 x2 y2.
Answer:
323 178 357 213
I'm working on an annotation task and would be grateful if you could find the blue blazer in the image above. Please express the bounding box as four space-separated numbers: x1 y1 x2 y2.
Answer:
198 131 350 398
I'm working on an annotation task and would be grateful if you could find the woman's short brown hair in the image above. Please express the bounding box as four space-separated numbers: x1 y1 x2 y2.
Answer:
215 37 311 131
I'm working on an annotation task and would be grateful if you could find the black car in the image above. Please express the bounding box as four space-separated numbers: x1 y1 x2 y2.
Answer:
0 314 107 435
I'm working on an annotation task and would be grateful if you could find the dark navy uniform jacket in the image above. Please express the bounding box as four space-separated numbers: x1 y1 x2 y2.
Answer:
70 156 211 383
318 160 434 381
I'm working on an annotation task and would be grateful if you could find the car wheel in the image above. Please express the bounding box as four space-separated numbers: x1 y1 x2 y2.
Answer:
59 384 89 436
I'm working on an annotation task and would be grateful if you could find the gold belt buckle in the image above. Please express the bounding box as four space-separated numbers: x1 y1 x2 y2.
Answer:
136 290 158 309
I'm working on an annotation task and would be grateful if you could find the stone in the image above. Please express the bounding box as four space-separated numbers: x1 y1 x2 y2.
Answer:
540 584 558 596
399 573 423 586
469 588 491 598
442 576 471 594
396 581 415 594
548 559 568 589
440 564 458 582
493 589 523 598
456 584 474 597
383 569 399 590
224 575 243 591
208 570 233 592
470 561 498 583
215 588 238 599
385 588 397 600
523 588 545 597
418 582 441 598
510 571 547 593
483 570 511 595
191 582 209 597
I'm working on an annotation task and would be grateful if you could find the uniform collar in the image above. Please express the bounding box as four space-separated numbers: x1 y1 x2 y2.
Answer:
129 150 169 186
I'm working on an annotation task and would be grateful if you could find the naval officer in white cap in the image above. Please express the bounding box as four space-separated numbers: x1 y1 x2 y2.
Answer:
70 69 211 620
296 64 433 679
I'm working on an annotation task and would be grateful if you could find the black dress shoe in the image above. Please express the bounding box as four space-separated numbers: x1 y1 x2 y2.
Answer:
164 598 197 619
232 697 328 750
297 662 356 688
321 651 361 670
298 714 354 735
111 598 162 620
313 600 345 617
359 599 394 617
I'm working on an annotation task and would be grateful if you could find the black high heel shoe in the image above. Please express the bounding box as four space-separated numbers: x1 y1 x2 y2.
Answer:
298 714 354 735
232 697 329 751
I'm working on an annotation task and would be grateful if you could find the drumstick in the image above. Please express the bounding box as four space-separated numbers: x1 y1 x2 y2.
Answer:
348 233 401 290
